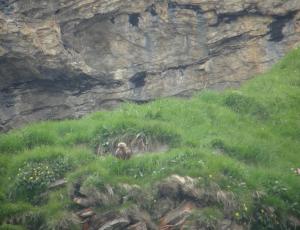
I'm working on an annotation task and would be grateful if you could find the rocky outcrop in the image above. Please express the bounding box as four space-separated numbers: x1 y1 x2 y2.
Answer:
0 0 299 131
66 175 250 230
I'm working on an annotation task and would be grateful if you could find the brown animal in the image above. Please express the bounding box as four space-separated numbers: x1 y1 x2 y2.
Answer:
114 142 132 160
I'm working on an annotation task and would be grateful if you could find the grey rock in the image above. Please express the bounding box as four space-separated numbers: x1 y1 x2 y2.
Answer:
98 217 130 230
73 197 93 208
157 175 204 201
76 208 95 219
152 198 176 220
0 0 299 131
127 222 147 230
159 201 195 229
48 179 67 189
79 186 120 208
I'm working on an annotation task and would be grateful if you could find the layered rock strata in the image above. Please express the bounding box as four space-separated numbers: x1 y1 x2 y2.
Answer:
0 0 299 131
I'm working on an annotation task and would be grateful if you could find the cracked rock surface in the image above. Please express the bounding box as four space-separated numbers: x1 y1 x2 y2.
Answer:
0 0 299 131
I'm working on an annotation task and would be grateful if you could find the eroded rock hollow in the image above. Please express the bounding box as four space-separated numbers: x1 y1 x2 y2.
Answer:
0 0 299 131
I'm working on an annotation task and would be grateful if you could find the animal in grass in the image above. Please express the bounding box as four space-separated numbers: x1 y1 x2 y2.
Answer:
114 142 132 160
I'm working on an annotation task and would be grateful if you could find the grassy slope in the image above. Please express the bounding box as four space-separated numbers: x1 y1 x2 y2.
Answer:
0 47 299 229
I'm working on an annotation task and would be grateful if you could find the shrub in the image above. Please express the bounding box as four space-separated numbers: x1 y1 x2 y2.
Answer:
11 157 71 201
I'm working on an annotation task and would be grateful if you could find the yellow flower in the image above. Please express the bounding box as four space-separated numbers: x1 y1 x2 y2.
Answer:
209 174 212 178
235 212 240 217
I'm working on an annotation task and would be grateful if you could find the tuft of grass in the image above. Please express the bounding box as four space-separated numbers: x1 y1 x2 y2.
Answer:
0 224 27 230
223 92 269 120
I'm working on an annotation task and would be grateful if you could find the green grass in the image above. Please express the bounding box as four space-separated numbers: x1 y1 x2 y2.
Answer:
0 47 299 229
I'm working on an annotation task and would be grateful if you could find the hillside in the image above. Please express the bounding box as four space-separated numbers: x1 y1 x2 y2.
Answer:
0 48 300 229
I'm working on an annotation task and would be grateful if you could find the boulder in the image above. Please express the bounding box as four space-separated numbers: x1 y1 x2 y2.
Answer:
73 197 93 208
76 208 95 219
157 175 204 201
48 179 67 189
79 185 120 208
97 217 130 230
159 201 195 230
127 222 147 230
152 198 176 220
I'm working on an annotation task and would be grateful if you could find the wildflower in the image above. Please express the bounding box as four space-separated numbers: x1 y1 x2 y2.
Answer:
209 174 212 178
235 212 240 217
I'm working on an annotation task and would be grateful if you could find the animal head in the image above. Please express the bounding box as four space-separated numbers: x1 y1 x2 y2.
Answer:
117 142 127 149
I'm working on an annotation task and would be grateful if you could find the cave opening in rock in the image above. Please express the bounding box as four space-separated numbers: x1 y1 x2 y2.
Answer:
129 71 147 88
129 13 140 27
268 12 296 42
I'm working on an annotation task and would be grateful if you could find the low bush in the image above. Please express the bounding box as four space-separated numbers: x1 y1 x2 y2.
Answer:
11 157 71 201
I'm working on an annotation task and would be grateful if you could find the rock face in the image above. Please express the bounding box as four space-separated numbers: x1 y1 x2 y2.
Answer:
0 0 299 131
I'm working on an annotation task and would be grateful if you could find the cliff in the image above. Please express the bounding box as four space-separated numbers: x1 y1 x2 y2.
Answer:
0 0 299 131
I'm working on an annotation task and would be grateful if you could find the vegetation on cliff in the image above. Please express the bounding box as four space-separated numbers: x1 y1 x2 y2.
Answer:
0 48 299 229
